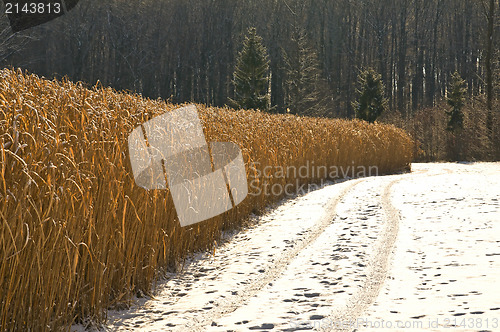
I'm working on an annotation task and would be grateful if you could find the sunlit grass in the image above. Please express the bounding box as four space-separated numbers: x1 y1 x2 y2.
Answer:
0 68 412 331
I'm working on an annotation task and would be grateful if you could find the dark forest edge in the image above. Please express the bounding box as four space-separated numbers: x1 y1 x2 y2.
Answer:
0 0 498 161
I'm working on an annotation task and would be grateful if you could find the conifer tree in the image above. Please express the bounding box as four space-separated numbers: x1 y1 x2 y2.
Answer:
445 71 466 132
283 27 331 117
353 68 387 123
229 27 271 112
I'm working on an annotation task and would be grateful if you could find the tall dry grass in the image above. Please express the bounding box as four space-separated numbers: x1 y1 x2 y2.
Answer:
0 68 413 331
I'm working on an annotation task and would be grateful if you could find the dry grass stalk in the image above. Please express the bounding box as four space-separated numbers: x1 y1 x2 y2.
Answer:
0 68 412 331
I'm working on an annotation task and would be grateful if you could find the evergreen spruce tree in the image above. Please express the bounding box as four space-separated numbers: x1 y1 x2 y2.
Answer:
353 68 387 123
445 71 466 132
229 27 271 112
283 27 331 117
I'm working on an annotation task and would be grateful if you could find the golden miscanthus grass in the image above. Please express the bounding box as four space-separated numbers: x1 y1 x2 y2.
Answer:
0 68 412 331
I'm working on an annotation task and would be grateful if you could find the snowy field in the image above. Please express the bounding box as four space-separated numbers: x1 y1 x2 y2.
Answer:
79 163 499 332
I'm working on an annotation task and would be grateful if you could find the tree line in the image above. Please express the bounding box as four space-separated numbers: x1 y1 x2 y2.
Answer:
0 0 498 118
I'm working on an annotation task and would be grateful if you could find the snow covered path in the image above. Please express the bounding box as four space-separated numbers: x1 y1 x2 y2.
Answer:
97 163 499 332
359 163 500 331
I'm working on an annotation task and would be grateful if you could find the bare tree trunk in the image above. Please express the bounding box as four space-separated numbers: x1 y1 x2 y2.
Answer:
485 0 495 111
485 0 495 159
397 2 408 116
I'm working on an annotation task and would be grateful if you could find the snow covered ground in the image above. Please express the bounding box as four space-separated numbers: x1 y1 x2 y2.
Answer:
80 163 499 332
359 163 500 332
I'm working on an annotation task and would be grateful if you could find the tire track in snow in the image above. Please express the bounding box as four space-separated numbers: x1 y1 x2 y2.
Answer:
319 176 407 331
318 168 464 331
206 173 419 331
182 178 366 332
